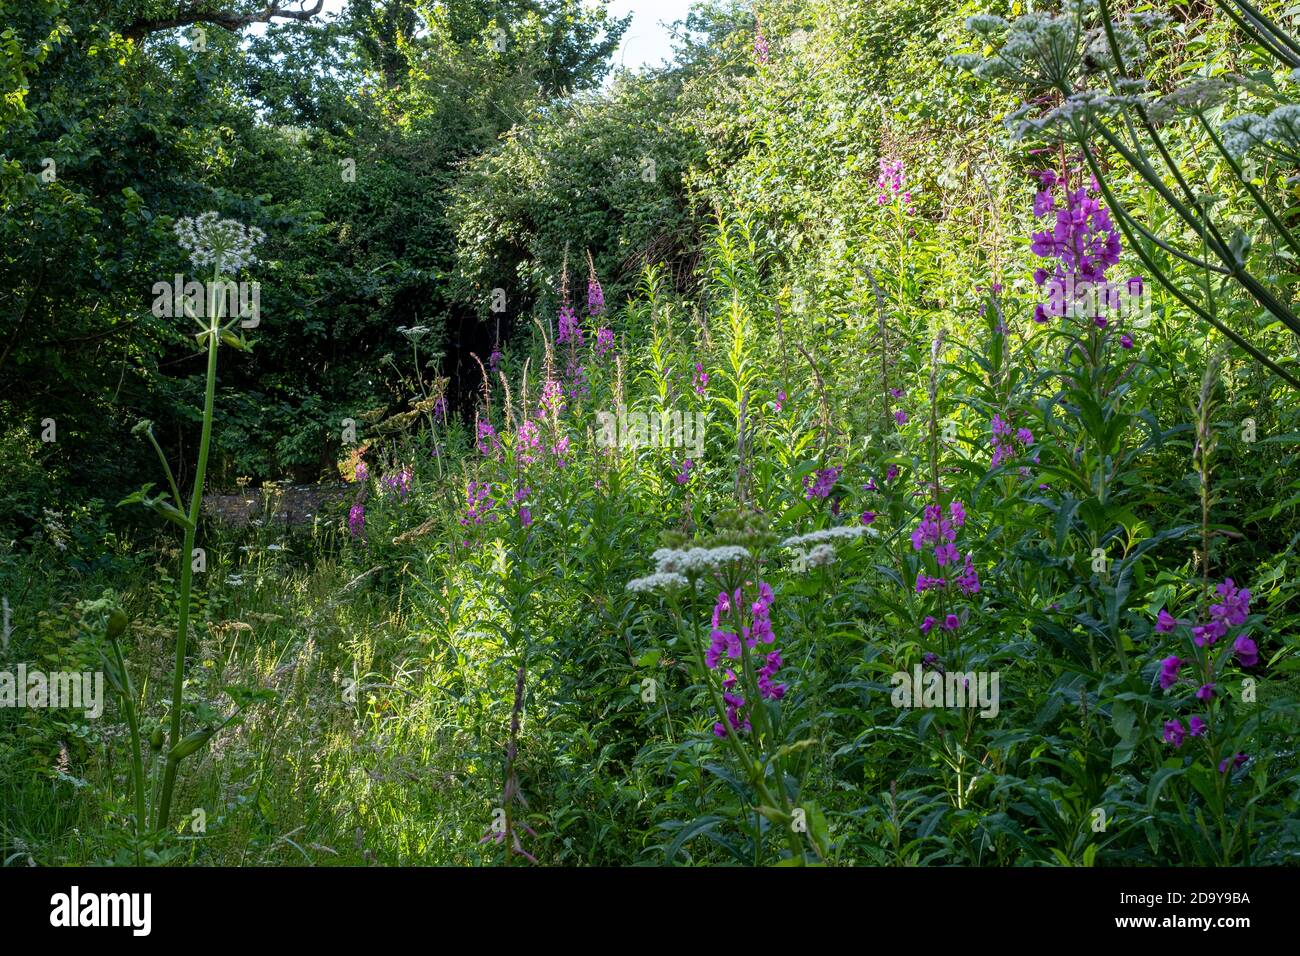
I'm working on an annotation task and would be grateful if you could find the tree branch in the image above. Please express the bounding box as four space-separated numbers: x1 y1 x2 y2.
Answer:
123 1 325 41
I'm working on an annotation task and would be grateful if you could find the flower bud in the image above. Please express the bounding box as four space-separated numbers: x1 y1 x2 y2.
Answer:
107 608 128 638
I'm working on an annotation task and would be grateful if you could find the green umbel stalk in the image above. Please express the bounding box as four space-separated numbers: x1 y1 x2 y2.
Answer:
155 264 223 832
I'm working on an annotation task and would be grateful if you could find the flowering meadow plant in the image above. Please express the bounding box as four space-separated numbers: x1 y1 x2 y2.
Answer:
115 212 267 843
1154 579 1261 776
14 0 1300 876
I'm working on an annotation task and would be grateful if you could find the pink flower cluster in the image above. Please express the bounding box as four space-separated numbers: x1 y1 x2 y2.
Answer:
876 158 914 213
693 363 708 396
911 501 979 629
1029 169 1142 337
1030 171 1121 294
380 466 412 499
550 434 571 467
461 480 496 526
754 23 769 64
706 582 784 737
1196 578 1252 649
563 359 589 401
1154 578 1259 775
516 420 541 466
537 379 565 419
990 414 1035 470
803 466 841 501
514 486 533 527
557 304 583 346
477 419 500 457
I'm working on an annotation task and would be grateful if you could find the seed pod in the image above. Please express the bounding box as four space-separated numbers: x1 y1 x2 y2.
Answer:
149 727 165 750
168 727 215 762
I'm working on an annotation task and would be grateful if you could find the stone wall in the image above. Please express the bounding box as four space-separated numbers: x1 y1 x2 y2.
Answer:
201 484 351 527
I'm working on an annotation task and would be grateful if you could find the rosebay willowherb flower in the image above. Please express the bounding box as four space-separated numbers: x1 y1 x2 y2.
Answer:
1028 170 1144 333
876 157 914 214
173 212 266 273
587 253 605 317
557 305 583 346
1153 577 1260 778
803 465 841 501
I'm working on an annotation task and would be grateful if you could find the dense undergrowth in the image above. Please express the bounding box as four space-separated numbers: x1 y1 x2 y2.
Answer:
3 0 1300 866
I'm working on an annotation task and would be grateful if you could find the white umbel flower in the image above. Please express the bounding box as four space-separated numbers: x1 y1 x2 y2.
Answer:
174 212 266 273
965 14 1008 35
398 325 432 342
804 543 837 568
650 545 751 575
626 572 690 593
781 525 876 549
1220 105 1300 162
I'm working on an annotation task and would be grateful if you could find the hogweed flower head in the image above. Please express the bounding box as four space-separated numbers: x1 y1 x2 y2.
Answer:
799 544 837 569
626 571 690 593
650 545 750 576
781 525 876 549
174 212 265 273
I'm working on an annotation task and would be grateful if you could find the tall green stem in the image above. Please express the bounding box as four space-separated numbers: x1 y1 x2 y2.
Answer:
156 264 223 832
